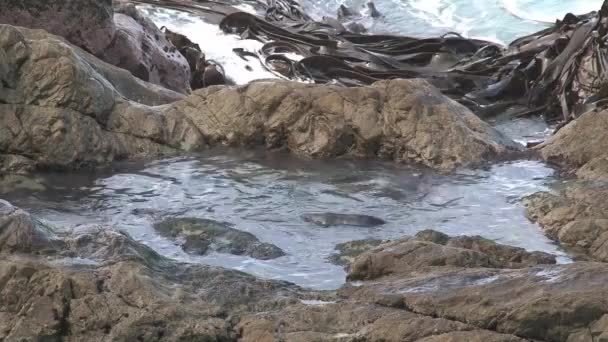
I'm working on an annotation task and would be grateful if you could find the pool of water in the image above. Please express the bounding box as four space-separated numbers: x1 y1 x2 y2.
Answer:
2 124 566 290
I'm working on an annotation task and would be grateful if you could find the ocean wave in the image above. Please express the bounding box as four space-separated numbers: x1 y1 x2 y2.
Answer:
501 0 602 23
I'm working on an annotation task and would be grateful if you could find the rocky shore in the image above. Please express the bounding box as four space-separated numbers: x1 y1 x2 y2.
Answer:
2 0 608 341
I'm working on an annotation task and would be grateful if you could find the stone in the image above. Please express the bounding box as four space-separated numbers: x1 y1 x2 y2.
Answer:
347 230 556 281
0 24 520 174
328 239 386 267
0 0 191 93
153 217 286 260
102 3 191 93
538 109 608 181
166 79 521 172
0 0 116 56
524 185 608 262
0 24 199 171
1 201 607 341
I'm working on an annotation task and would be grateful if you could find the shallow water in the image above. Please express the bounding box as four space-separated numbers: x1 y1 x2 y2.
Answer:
0 1 579 290
2 119 567 290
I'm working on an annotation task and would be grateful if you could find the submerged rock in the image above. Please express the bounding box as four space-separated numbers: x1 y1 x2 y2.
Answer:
154 217 286 260
328 239 386 267
302 213 386 227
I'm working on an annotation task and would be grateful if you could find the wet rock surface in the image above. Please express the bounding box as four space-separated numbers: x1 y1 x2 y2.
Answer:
0 0 116 56
166 79 520 172
103 3 192 94
0 0 191 93
524 185 608 262
538 109 608 181
347 229 557 280
0 23 519 174
328 239 386 267
1 201 607 341
153 217 286 260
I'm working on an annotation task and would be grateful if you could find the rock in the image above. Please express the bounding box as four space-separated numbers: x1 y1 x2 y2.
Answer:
328 239 386 267
0 0 191 93
0 154 34 175
166 79 520 172
524 185 608 262
153 217 286 260
348 229 556 281
0 0 116 56
301 212 386 227
538 109 608 181
0 199 62 255
0 24 201 171
236 301 526 342
340 233 608 342
102 3 191 94
1 23 519 174
0 201 303 341
2 201 607 341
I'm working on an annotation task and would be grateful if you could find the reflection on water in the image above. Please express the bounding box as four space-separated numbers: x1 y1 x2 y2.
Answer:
2 147 565 289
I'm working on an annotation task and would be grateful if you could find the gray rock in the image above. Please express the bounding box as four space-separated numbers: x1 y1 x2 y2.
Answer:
154 217 286 260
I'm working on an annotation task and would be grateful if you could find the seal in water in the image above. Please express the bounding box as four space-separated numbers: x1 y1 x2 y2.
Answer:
301 213 386 227
337 4 357 19
367 2 382 18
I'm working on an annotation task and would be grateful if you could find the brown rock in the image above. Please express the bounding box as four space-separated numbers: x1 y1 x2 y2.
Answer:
524 185 608 262
0 24 200 171
347 230 556 281
539 109 608 181
167 79 520 172
0 0 116 56
102 3 191 94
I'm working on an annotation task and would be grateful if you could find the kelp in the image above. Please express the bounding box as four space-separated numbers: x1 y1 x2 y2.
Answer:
135 0 608 122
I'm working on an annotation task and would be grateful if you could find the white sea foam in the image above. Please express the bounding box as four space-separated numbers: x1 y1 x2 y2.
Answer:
501 0 602 23
138 4 279 84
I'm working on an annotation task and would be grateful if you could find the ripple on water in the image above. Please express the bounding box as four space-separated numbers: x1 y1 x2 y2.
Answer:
2 147 567 290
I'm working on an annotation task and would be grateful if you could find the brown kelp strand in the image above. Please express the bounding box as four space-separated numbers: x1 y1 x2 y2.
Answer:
136 0 608 122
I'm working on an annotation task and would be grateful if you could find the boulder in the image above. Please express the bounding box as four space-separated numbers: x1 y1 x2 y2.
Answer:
328 239 385 267
339 233 608 342
0 23 519 173
0 0 191 93
102 3 191 94
0 0 115 56
0 24 200 170
1 201 607 341
166 79 520 172
538 109 608 181
153 217 286 260
347 229 556 281
524 185 608 262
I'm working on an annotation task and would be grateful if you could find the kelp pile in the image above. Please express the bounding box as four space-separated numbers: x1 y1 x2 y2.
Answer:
135 0 608 122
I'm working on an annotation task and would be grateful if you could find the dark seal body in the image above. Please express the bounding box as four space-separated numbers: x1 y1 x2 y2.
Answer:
367 2 382 18
301 213 386 227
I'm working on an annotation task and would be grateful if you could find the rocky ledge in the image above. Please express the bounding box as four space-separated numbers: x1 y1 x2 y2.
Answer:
0 23 520 175
2 200 608 341
521 106 608 263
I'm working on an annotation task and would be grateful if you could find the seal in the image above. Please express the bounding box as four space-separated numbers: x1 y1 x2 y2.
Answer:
301 213 386 227
367 1 382 18
337 4 357 19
